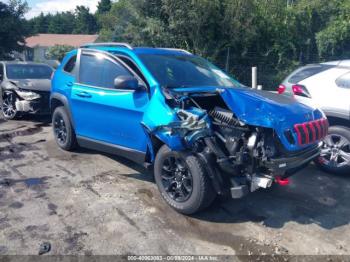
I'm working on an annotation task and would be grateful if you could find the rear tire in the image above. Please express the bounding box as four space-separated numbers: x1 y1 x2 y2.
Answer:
1 91 20 120
314 125 350 175
154 145 216 214
52 106 77 151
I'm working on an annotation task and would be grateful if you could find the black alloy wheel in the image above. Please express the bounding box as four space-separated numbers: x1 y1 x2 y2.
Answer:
53 112 68 146
154 145 216 214
161 155 193 202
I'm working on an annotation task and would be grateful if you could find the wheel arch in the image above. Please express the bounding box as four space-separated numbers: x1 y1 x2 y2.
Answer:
141 123 186 164
50 93 75 128
326 115 350 128
143 129 165 164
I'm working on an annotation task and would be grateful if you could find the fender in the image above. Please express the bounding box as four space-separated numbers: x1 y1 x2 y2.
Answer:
141 123 185 163
0 81 18 104
322 109 350 122
141 87 186 159
50 92 76 128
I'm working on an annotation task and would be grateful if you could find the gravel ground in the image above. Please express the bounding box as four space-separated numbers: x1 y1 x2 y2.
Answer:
0 115 350 258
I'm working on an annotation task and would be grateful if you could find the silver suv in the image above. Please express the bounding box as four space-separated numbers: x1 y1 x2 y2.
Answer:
279 60 350 175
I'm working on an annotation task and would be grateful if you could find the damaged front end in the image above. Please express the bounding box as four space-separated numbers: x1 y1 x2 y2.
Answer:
144 87 325 199
2 81 50 115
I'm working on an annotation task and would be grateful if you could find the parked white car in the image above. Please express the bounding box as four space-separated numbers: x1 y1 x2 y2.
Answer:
279 60 350 174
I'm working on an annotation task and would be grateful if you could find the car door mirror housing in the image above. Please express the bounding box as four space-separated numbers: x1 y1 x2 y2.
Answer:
114 76 140 90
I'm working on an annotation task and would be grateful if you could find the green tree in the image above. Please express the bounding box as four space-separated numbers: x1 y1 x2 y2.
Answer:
46 45 74 62
29 12 49 34
316 0 350 59
96 0 112 14
74 6 97 34
0 0 29 59
96 0 350 88
48 12 75 34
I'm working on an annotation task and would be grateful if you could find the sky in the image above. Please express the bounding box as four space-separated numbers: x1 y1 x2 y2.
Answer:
22 0 100 19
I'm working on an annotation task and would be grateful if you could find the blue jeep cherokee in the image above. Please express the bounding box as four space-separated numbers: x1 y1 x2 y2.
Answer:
51 43 328 214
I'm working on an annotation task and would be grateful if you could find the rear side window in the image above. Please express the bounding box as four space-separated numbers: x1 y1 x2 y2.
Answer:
79 53 132 89
336 72 350 89
64 55 76 73
288 65 334 83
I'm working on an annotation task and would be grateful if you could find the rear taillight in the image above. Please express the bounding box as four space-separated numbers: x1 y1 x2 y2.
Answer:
291 84 310 98
292 84 303 95
278 84 286 94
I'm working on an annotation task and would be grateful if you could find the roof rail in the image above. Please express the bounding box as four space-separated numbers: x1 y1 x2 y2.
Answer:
80 42 133 50
160 48 192 55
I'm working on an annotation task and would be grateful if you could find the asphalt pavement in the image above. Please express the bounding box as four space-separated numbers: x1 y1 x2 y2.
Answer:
1 115 350 257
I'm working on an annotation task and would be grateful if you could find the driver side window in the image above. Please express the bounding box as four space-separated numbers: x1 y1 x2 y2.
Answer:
79 53 132 89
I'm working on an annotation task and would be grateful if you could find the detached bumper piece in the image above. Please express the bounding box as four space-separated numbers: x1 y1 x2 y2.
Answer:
264 144 321 172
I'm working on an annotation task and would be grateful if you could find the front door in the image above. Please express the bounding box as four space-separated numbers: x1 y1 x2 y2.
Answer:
70 50 149 153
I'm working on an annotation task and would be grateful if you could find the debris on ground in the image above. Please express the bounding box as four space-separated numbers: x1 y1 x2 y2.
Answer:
38 242 51 255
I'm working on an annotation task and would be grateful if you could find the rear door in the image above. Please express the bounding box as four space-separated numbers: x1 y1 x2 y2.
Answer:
70 49 149 154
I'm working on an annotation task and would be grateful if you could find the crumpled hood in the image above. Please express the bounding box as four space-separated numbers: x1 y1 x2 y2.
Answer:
171 86 324 128
9 79 51 92
221 88 323 127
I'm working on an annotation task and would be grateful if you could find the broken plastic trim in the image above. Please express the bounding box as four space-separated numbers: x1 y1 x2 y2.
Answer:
153 108 212 146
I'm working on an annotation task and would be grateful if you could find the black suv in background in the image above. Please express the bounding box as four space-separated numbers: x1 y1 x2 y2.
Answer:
0 61 53 120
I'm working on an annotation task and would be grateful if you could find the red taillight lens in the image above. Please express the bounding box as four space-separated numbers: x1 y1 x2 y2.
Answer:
278 84 286 94
292 84 304 95
292 84 311 98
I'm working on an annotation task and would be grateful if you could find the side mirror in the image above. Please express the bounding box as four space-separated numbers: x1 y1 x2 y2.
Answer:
114 75 140 90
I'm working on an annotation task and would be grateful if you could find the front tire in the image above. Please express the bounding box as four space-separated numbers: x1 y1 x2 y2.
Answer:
315 125 350 175
1 91 20 120
154 145 216 214
52 106 77 151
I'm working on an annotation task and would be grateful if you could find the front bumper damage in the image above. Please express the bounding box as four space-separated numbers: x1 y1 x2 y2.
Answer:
15 91 50 114
229 144 321 199
143 87 324 200
264 143 321 173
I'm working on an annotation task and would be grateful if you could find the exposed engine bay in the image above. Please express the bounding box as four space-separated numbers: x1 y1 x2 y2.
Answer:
155 88 322 198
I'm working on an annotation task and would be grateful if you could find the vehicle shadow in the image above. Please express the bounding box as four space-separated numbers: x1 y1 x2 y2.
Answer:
101 152 350 230
41 126 350 231
73 147 155 183
194 164 350 230
18 114 52 125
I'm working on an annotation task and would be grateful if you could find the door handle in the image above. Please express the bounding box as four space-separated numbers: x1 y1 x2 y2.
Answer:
66 81 73 87
76 91 92 98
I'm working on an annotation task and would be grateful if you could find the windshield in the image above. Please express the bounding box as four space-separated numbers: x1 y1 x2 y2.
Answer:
6 64 52 80
138 54 242 88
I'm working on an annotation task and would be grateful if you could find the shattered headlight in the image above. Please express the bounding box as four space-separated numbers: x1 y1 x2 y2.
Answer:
16 89 41 101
